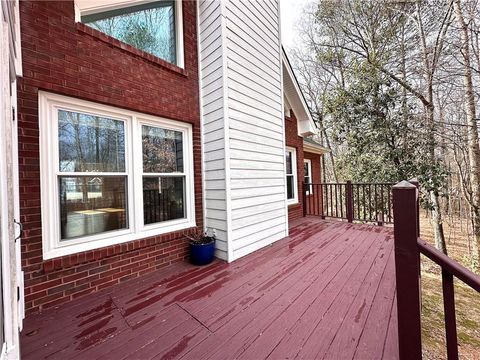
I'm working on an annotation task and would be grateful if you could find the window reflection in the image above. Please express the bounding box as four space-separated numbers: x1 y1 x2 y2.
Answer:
143 177 185 225
82 1 176 63
286 150 296 200
142 125 183 173
287 176 294 199
59 176 127 240
58 110 125 173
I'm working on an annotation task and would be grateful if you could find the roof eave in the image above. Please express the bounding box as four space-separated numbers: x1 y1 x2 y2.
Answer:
282 48 317 134
303 141 330 155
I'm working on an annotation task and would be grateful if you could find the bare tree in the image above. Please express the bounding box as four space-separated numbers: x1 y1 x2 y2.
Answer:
453 0 480 270
293 0 452 253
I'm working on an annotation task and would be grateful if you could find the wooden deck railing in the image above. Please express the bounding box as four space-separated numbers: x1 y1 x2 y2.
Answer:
303 181 395 224
143 189 176 224
392 180 480 360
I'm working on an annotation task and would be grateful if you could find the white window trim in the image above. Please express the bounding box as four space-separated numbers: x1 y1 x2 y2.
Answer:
74 0 184 68
286 147 298 205
39 91 195 260
304 159 312 194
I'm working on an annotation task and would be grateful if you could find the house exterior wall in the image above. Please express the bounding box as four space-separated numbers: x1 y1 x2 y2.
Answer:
18 0 203 314
225 0 286 260
199 0 286 262
284 111 323 222
198 0 228 260
304 152 322 183
285 111 304 222
304 151 323 216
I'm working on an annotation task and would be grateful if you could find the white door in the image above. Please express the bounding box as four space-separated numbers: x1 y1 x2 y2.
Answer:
11 78 24 332
0 3 24 357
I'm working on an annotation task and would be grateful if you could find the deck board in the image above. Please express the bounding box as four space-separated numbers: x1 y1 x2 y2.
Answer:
20 217 398 359
324 245 394 359
200 227 368 360
265 225 387 360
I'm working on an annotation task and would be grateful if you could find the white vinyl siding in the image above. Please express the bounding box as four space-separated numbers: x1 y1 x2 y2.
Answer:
199 0 286 262
226 0 285 260
198 0 227 260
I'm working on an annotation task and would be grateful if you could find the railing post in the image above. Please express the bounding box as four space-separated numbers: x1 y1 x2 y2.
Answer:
302 182 307 217
409 178 421 237
442 269 459 360
346 181 353 223
393 181 422 360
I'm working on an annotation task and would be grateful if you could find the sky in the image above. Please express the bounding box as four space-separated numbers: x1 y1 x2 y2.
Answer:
280 0 311 50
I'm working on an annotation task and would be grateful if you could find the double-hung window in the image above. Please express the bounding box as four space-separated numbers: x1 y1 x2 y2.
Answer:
285 147 298 204
141 123 186 226
39 92 195 259
304 159 312 194
57 109 129 241
77 0 184 67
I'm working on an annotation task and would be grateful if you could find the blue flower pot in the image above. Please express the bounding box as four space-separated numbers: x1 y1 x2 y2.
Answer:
190 238 215 266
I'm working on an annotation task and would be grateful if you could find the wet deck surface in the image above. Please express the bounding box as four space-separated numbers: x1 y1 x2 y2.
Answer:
21 217 399 359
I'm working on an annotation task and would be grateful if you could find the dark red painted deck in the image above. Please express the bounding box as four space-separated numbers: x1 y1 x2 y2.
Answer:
20 217 399 359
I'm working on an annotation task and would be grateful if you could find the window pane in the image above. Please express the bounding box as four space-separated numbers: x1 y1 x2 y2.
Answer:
59 176 127 240
143 176 185 225
287 175 294 200
304 162 310 177
58 110 125 172
82 1 176 63
142 125 183 173
286 151 292 175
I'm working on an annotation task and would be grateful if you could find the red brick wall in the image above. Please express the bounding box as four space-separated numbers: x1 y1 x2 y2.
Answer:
284 111 323 223
285 112 304 222
18 0 203 314
304 151 323 215
304 152 322 184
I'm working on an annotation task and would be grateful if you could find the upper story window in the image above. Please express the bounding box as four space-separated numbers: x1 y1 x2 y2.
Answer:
77 0 184 67
39 92 195 259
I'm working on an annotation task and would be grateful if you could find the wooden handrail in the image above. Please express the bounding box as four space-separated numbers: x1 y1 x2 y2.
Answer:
417 239 480 292
418 238 480 360
304 181 395 224
393 179 480 360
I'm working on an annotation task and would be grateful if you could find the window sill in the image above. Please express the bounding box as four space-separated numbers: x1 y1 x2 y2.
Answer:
42 219 197 272
75 23 188 77
287 201 299 207
43 218 196 261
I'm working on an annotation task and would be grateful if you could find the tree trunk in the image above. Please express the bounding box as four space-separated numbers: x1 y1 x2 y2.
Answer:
412 1 448 254
322 129 338 183
454 0 480 272
315 110 338 182
426 104 448 254
431 190 448 254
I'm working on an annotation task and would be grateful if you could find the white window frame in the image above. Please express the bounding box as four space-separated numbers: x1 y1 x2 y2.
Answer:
286 147 298 205
39 92 195 259
304 159 312 194
74 0 184 68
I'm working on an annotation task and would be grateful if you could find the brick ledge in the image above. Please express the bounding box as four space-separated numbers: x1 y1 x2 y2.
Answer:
42 226 197 272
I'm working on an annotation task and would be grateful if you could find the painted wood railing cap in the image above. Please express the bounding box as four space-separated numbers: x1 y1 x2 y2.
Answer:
393 180 417 189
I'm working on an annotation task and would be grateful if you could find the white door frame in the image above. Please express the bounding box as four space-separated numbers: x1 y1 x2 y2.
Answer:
0 0 24 357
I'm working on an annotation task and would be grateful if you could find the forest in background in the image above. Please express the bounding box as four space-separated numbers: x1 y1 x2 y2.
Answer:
291 0 480 274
